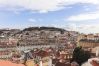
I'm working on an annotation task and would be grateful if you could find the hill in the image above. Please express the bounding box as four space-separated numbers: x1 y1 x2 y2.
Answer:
23 27 66 31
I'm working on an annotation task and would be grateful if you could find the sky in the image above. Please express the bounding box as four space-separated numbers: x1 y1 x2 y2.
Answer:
0 0 99 34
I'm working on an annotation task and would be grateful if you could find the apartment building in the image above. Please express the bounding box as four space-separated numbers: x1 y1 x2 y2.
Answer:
77 34 99 48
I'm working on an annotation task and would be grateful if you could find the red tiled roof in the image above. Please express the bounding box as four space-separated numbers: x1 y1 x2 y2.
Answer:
0 60 25 66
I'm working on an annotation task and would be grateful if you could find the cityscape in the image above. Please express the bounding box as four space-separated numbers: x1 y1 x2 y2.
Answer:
0 27 99 66
0 0 99 66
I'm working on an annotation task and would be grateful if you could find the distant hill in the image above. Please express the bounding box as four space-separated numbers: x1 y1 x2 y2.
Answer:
23 27 66 31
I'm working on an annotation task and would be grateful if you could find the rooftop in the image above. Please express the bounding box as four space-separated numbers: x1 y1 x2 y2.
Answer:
0 60 25 66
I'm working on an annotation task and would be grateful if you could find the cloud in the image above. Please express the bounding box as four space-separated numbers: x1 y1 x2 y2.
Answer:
83 5 91 11
67 11 99 21
44 23 99 34
28 18 37 22
66 24 99 34
78 24 99 34
0 0 99 13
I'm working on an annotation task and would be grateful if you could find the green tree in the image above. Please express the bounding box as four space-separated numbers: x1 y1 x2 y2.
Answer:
71 47 91 66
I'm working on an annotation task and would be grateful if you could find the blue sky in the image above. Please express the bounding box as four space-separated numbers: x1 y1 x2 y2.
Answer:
0 0 99 33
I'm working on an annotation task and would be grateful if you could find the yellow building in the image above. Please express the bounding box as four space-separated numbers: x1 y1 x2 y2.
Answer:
25 60 36 66
77 34 99 48
40 57 52 66
78 40 99 48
